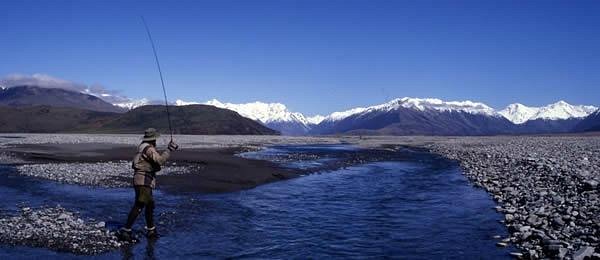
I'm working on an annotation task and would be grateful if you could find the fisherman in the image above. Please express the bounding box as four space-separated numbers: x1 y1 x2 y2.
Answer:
117 128 178 241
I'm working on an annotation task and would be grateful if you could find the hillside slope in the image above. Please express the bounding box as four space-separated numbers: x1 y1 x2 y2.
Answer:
0 86 125 113
0 105 279 135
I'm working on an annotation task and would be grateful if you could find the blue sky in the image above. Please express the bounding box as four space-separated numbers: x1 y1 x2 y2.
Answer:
1 0 599 115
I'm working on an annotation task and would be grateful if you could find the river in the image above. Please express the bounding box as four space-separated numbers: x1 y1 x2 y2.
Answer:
0 144 513 259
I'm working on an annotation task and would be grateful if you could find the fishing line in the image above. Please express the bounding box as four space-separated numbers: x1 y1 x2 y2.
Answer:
141 16 174 141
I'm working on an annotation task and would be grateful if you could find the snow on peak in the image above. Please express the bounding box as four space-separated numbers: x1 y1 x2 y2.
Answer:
306 115 325 125
175 99 200 106
498 103 539 124
499 101 598 124
321 107 368 122
533 101 597 121
204 99 313 125
366 97 497 115
317 97 497 123
113 98 152 110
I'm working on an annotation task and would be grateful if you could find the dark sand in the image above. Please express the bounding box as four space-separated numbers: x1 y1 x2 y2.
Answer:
6 143 300 193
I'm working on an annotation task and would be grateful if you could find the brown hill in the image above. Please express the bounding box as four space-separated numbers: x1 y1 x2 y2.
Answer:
0 105 278 135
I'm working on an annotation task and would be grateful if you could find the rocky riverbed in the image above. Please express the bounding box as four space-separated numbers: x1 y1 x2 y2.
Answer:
0 206 124 254
427 136 600 259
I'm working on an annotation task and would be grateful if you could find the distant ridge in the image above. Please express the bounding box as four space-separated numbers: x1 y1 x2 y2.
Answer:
0 85 126 113
98 105 279 135
166 97 597 135
0 105 278 135
1 84 597 136
499 101 597 124
309 98 513 136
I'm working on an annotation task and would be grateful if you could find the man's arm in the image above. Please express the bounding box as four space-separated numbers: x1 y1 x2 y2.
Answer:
144 146 170 166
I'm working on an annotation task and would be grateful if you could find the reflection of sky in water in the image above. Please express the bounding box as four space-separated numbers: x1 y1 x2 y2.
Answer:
238 144 361 169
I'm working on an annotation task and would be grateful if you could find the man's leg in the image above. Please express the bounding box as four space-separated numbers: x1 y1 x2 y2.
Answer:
144 199 155 229
141 187 158 238
118 187 146 241
125 202 145 229
125 186 146 229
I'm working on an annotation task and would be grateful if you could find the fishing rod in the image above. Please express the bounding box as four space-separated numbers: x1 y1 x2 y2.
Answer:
141 16 174 141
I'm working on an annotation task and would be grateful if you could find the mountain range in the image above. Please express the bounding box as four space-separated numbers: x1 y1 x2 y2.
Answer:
0 86 277 135
170 97 598 135
0 85 598 135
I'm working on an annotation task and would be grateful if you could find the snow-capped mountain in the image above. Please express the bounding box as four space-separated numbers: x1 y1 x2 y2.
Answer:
113 98 154 110
203 99 321 135
204 99 308 124
318 98 497 123
365 97 498 116
499 101 598 124
77 88 158 111
310 97 512 135
104 95 598 135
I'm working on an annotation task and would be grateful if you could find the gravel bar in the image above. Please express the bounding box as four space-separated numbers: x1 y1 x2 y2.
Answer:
0 206 125 254
16 161 195 187
427 136 600 259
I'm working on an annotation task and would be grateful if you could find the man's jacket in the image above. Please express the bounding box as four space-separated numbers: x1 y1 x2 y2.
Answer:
132 142 170 188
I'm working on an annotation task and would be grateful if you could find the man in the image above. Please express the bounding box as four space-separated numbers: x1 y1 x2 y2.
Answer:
117 128 178 241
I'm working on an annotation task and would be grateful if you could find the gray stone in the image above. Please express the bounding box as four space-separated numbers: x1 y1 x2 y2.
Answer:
573 246 595 260
505 214 515 223
582 180 598 191
509 252 523 258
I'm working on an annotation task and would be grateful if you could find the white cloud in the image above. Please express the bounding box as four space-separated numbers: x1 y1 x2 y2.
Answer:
0 73 87 91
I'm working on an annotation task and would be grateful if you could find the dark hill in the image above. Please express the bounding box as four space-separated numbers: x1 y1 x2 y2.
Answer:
0 106 116 133
0 85 125 113
98 105 279 135
0 105 279 135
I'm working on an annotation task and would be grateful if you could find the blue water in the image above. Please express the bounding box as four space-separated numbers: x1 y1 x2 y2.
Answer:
0 145 513 259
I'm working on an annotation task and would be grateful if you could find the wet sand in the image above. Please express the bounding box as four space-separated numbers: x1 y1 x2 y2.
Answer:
6 143 300 193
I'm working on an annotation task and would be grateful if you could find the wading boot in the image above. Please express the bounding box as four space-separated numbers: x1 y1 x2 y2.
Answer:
146 226 159 239
116 228 137 243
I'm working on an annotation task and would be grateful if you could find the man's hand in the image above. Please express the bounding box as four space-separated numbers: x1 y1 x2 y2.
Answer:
168 141 179 151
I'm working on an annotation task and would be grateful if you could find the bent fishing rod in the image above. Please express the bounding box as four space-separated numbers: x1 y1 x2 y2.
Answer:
141 16 174 142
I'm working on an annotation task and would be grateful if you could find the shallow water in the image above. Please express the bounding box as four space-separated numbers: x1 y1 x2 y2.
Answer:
0 145 513 259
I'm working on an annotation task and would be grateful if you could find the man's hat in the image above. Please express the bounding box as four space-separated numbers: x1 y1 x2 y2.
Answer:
142 128 160 141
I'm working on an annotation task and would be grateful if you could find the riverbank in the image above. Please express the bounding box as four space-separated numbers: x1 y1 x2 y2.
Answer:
424 136 600 259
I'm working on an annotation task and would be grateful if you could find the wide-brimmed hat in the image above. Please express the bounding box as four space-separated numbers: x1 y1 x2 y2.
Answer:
142 128 160 141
